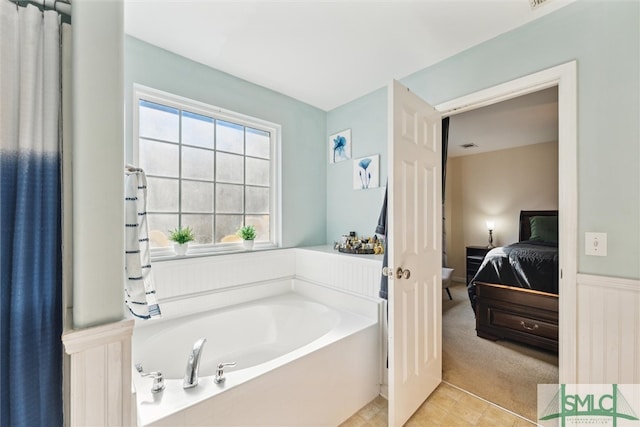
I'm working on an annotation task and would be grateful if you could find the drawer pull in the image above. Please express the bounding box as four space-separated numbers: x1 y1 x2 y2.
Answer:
520 321 539 331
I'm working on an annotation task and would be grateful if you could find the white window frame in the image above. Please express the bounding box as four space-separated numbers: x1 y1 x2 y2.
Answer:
132 84 282 258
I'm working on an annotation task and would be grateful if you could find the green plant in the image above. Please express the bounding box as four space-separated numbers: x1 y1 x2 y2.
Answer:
168 226 195 245
236 225 256 240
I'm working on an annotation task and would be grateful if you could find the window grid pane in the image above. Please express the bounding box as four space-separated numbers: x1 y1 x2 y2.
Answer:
181 180 214 213
139 139 179 177
139 100 179 142
246 127 270 159
182 110 214 149
138 93 274 249
147 213 178 248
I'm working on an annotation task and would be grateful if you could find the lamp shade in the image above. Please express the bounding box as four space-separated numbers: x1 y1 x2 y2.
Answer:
486 220 495 231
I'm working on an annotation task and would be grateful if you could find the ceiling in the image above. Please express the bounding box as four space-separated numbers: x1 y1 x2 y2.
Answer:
124 0 576 112
448 86 558 157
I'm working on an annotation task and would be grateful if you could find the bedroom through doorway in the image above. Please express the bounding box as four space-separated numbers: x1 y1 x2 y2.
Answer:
440 85 560 422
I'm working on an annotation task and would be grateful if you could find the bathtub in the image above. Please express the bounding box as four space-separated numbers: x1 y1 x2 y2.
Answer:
132 280 380 426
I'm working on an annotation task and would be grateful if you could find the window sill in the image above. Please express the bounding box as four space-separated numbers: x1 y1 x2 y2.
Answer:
150 243 280 262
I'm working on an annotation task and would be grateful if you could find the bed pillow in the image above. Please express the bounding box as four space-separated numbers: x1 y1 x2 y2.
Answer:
529 215 558 243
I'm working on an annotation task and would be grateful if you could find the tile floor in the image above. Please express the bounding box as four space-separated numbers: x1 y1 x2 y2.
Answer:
339 382 538 427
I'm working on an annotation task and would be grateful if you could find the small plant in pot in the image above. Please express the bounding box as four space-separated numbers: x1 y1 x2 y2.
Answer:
236 225 256 250
168 226 195 256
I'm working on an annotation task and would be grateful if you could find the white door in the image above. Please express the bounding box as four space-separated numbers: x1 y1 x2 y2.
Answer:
387 80 442 426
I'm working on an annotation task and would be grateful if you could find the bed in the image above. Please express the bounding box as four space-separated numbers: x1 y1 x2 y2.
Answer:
468 210 559 352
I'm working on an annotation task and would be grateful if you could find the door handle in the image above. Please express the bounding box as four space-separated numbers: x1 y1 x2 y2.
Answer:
382 266 395 278
396 267 411 279
383 266 411 279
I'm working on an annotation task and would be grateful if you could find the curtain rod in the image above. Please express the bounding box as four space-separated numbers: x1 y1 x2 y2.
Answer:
9 0 71 16
125 164 143 173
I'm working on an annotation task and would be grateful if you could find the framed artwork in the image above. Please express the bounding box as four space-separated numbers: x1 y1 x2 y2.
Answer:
329 129 351 163
353 155 379 190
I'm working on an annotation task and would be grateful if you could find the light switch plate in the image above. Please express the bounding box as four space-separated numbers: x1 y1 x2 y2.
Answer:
585 232 607 256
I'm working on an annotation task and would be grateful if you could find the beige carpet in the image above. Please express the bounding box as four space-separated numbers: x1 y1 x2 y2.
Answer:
442 282 558 421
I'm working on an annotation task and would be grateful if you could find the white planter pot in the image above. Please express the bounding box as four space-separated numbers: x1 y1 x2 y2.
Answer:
242 240 254 250
174 243 189 256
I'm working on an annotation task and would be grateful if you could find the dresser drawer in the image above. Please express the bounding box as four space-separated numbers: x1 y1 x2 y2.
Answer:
467 256 484 270
475 282 559 352
489 308 558 340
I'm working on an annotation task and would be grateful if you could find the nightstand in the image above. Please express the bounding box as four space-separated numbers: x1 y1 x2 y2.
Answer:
466 246 491 285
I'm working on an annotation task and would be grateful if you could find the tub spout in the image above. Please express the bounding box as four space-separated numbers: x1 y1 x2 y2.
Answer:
183 337 207 389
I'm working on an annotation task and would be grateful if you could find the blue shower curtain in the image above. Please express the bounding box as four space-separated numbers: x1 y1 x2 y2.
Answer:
0 2 63 426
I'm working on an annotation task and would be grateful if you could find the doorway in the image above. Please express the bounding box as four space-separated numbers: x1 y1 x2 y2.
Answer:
434 61 577 416
441 86 560 420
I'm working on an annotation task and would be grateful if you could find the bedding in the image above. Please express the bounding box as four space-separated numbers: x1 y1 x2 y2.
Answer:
529 215 558 243
468 240 558 310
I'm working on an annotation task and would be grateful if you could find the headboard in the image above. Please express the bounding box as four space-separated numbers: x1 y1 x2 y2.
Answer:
519 210 558 242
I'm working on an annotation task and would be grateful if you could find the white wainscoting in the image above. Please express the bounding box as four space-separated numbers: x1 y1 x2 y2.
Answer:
576 274 640 384
62 319 135 427
151 246 383 302
295 246 383 299
151 249 296 300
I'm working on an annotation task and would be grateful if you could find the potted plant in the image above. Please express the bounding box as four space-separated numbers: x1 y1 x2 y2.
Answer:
168 225 195 256
236 225 256 250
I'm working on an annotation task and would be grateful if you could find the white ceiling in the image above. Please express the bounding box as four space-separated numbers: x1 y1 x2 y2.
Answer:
124 0 576 112
448 86 558 157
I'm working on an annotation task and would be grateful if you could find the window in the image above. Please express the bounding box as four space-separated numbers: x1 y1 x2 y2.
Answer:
133 86 280 256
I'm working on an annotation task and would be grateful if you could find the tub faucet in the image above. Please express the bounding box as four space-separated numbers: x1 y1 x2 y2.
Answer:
183 337 207 389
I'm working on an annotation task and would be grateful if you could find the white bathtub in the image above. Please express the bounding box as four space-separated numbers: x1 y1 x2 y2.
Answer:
132 280 380 426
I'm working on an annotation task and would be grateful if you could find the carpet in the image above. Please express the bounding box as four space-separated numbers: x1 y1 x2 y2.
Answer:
442 282 559 421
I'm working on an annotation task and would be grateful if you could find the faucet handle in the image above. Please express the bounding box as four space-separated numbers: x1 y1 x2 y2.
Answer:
146 372 165 393
135 363 165 393
214 362 237 384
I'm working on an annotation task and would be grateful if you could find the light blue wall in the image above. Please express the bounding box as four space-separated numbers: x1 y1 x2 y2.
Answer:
326 0 640 280
125 36 327 248
326 88 387 243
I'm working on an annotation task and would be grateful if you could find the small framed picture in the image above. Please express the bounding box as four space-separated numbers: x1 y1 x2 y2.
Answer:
353 155 379 190
329 129 351 163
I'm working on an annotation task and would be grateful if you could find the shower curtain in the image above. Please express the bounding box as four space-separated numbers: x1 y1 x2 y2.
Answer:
0 2 67 425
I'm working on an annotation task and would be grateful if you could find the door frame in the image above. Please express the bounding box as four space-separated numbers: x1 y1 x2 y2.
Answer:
434 61 577 383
